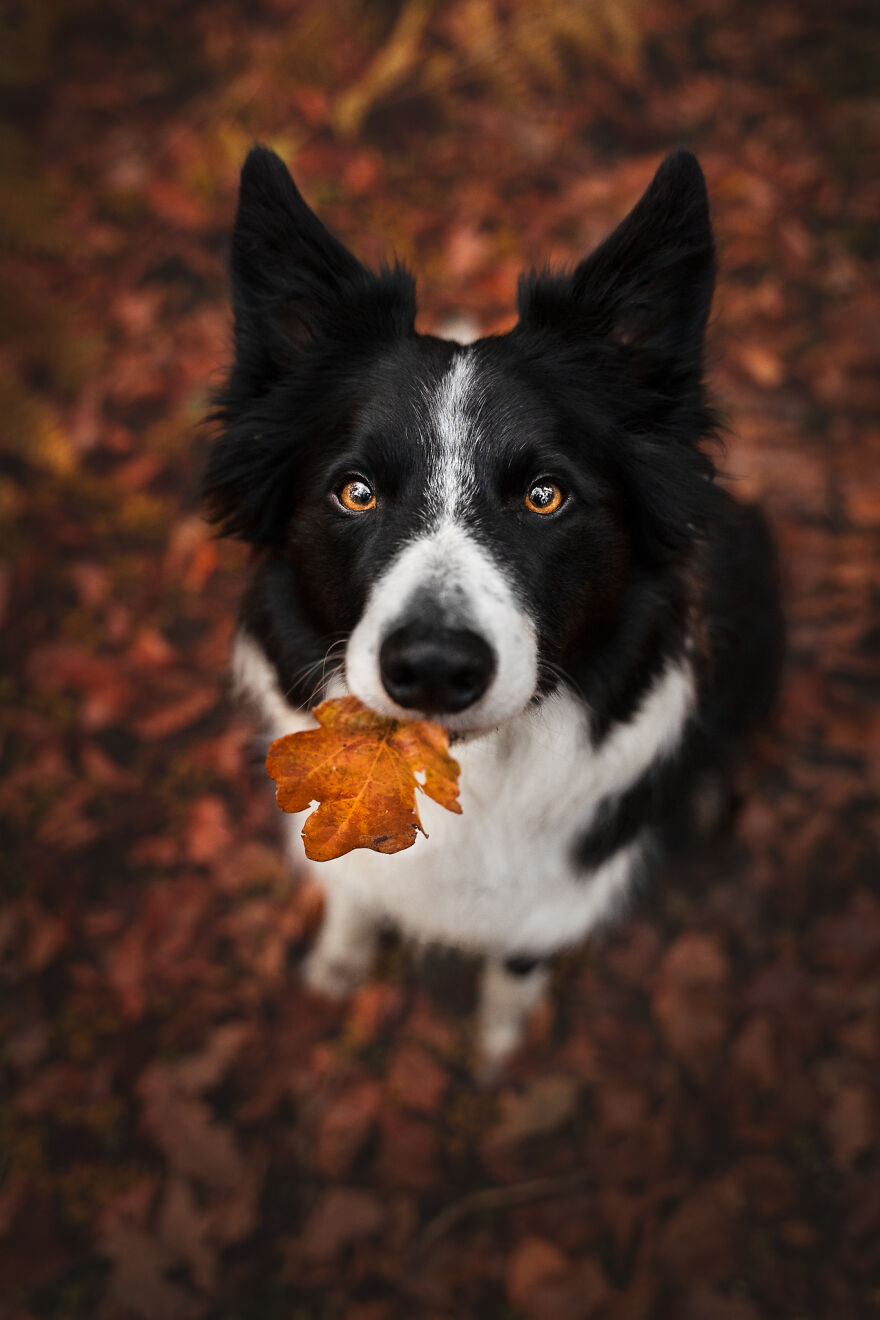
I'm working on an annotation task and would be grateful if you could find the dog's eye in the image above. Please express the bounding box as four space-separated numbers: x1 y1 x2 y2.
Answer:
337 478 376 512
524 481 564 515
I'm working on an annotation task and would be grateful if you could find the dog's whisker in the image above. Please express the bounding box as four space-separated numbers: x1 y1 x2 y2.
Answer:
536 658 588 707
282 637 349 702
286 638 349 710
302 659 345 712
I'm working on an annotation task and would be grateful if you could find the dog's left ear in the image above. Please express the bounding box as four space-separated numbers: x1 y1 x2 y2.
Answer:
229 145 415 395
518 150 715 378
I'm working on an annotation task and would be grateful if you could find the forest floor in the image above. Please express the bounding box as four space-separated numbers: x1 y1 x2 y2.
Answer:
1 0 879 1316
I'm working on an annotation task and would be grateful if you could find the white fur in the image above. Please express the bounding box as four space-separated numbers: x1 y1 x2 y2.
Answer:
235 630 694 958
348 351 537 732
345 522 538 735
427 351 480 520
478 957 550 1072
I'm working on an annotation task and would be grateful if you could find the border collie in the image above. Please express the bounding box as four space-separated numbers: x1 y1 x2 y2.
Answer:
204 146 782 1066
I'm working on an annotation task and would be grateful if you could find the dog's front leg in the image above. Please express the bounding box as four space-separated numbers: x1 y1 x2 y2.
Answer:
476 955 550 1075
302 883 379 999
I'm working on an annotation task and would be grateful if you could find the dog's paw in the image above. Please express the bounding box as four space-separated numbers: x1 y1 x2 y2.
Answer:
474 1018 524 1085
474 957 549 1081
301 950 366 999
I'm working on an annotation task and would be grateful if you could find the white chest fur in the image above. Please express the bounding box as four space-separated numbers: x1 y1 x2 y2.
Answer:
233 632 694 958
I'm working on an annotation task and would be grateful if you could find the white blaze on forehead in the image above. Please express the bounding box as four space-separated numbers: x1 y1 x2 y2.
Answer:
427 350 481 521
346 348 538 732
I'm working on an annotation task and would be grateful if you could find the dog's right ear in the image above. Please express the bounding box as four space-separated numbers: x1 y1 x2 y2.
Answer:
204 148 416 543
229 146 415 394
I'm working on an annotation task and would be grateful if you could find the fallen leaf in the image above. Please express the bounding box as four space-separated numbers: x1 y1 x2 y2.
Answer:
345 981 405 1046
485 1075 579 1151
143 1093 246 1190
315 1080 383 1177
185 795 234 866
165 1022 252 1097
506 1236 569 1311
298 1187 385 1262
386 1042 449 1113
265 696 461 861
683 1289 762 1320
661 1179 743 1279
738 343 785 387
652 933 730 1064
0 1171 28 1236
595 1081 649 1134
158 1177 216 1291
375 1113 439 1188
825 1085 876 1169
100 1223 201 1320
135 688 217 740
519 1258 611 1320
731 1012 777 1090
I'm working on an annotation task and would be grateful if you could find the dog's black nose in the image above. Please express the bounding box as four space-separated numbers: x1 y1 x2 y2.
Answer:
379 625 495 715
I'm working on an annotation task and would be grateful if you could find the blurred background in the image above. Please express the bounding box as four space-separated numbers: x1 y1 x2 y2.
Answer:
1 1 879 1317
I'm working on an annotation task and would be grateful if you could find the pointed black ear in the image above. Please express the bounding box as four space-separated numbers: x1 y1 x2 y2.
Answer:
229 145 415 393
518 151 715 378
204 147 416 543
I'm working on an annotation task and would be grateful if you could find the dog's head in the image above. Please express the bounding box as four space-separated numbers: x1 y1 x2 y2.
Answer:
206 147 719 733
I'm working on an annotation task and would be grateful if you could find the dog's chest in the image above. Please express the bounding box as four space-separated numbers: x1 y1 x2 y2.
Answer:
236 633 693 958
293 675 689 956
288 693 610 954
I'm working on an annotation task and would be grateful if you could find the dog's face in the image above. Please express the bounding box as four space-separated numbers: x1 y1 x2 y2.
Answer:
282 338 640 734
206 148 718 732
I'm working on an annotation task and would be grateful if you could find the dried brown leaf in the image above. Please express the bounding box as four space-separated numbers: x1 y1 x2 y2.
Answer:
266 696 461 861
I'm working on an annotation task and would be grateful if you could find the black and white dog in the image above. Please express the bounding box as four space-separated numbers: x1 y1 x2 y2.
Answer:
205 146 782 1065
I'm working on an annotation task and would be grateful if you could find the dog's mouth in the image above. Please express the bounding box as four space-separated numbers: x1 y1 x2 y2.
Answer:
326 666 524 742
447 727 492 746
340 627 539 739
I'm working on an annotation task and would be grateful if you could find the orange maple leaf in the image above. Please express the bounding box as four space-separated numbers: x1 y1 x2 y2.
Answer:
265 696 462 861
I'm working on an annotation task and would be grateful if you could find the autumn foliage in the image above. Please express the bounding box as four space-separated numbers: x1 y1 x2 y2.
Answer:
2 0 879 1318
266 697 461 860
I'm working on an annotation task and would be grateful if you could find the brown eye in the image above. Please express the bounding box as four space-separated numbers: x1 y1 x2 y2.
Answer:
524 481 564 515
338 478 376 512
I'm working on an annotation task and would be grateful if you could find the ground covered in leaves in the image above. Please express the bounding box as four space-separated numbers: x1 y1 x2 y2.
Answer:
1 1 879 1316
